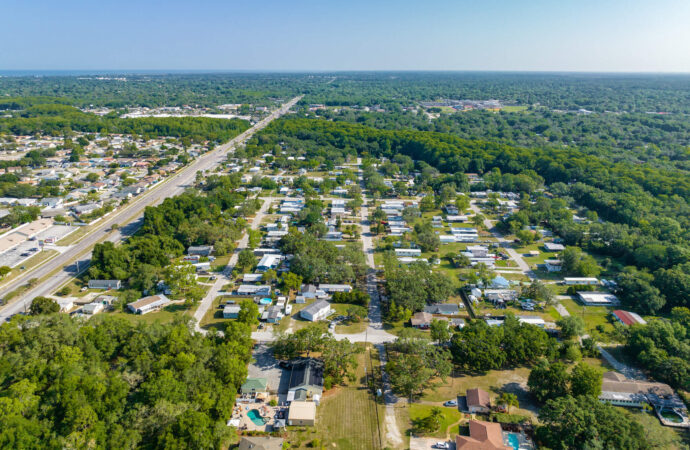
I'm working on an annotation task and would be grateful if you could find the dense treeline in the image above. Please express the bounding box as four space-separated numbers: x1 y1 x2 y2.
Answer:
0 104 250 144
89 188 250 295
0 314 252 448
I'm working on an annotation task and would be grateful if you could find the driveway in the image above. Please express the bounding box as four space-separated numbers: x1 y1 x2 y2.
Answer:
410 437 455 450
247 344 287 396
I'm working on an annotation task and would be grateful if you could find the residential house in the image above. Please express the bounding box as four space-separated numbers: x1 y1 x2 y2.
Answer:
318 284 352 294
238 436 284 450
300 300 332 322
262 305 283 323
456 420 511 450
612 310 647 326
410 312 433 329
257 254 281 272
240 378 268 396
466 388 491 414
127 295 170 314
82 302 105 315
223 304 241 319
236 285 271 297
577 291 619 306
424 303 460 315
544 259 562 272
544 242 565 252
395 248 422 258
287 359 324 402
87 279 121 290
565 277 599 286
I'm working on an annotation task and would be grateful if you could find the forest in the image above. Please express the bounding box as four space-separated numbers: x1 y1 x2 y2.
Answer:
0 314 252 448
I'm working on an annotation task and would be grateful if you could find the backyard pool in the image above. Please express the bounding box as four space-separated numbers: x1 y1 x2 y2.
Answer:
259 298 272 305
660 410 684 423
247 409 268 426
503 431 532 450
505 433 520 450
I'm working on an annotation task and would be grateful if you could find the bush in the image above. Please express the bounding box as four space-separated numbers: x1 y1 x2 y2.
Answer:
332 290 370 306
309 438 321 448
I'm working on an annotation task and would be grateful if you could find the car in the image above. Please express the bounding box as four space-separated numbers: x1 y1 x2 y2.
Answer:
443 399 458 407
20 252 29 257
433 443 449 449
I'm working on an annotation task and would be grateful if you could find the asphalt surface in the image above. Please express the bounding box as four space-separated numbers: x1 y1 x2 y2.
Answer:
0 96 302 320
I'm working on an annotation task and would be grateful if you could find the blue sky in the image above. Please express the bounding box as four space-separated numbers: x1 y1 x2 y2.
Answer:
2 0 689 72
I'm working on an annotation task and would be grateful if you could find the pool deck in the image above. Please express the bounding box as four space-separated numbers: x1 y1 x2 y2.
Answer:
231 403 284 432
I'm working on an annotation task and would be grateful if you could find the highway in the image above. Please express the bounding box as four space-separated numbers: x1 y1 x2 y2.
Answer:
0 96 302 320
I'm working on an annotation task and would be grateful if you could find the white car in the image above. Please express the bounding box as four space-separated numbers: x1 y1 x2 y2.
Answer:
433 443 449 449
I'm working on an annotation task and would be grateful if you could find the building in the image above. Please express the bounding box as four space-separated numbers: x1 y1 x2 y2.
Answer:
262 305 284 323
238 437 284 450
87 279 121 290
318 284 352 293
577 291 619 306
456 420 511 450
518 315 546 327
236 285 271 297
288 401 316 426
612 310 647 326
287 359 324 402
243 273 264 283
466 388 491 414
127 295 170 314
565 277 599 285
257 254 281 272
410 312 433 329
82 302 104 315
395 248 422 258
544 259 562 272
467 245 489 258
424 303 460 315
223 304 241 319
300 300 332 321
544 242 565 252
187 245 213 256
240 378 268 396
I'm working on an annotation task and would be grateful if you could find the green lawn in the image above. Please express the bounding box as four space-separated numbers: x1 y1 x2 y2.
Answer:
105 303 192 325
560 298 615 334
627 409 690 449
501 105 529 113
409 404 465 439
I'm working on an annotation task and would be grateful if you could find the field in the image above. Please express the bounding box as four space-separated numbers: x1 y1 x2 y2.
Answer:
560 297 615 335
409 404 464 439
286 349 382 449
105 303 192 325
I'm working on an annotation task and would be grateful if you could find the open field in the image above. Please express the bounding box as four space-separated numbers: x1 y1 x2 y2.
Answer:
409 404 464 439
560 298 615 335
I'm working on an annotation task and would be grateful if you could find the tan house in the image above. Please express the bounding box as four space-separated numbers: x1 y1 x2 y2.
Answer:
466 388 491 414
456 420 511 450
238 436 284 450
410 312 433 329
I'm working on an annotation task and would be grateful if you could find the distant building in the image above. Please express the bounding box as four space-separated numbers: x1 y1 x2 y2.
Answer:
318 284 352 293
565 277 599 285
187 245 213 256
577 291 619 306
612 310 647 326
236 285 271 297
544 259 562 272
424 303 460 315
544 242 565 252
223 304 241 319
410 312 433 329
87 279 121 290
82 302 104 315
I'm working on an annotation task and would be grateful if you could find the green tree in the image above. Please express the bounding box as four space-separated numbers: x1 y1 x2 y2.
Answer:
29 296 59 315
570 363 602 398
430 319 451 344
498 392 519 414
280 272 303 294
556 316 585 340
236 249 255 273
237 299 259 325
528 361 570 404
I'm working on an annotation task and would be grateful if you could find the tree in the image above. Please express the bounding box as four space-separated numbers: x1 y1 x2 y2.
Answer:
528 361 570 404
430 319 451 344
516 229 538 245
236 249 255 273
536 395 648 450
281 272 303 294
237 299 259 325
387 338 452 401
321 337 363 385
272 323 326 360
570 363 602 398
616 269 665 314
163 263 203 304
521 280 554 304
262 269 277 284
29 296 59 315
498 392 519 414
556 316 585 340
0 266 10 278
471 214 485 229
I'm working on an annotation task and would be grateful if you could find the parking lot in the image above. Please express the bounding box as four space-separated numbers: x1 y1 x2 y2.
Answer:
0 224 75 268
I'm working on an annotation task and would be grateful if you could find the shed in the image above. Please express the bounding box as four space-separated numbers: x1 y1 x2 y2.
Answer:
288 401 316 426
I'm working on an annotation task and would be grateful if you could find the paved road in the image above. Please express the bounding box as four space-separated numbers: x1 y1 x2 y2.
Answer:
0 96 302 321
194 197 272 332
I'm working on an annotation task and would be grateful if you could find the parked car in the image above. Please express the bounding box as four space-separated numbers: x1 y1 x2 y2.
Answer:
443 399 458 407
433 443 449 449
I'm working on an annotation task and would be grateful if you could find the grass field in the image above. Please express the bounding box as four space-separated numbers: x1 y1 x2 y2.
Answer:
286 350 382 449
628 409 690 449
501 105 529 112
560 298 615 335
409 404 464 439
106 303 191 325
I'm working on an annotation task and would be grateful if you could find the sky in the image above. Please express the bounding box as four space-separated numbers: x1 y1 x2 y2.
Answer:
1 0 690 72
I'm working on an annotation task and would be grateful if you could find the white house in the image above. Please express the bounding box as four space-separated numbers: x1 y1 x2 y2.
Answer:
565 277 599 285
544 242 565 252
236 285 271 296
395 248 422 258
544 260 562 272
257 254 281 272
127 294 170 314
300 300 332 321
577 291 619 306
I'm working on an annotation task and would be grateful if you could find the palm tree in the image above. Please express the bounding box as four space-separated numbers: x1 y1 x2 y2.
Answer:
499 392 519 414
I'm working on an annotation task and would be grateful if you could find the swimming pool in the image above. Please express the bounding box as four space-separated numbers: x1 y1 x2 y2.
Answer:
259 298 272 305
660 410 683 423
247 409 268 426
505 433 520 450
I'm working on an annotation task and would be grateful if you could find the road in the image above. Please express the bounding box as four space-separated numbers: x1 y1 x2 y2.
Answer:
194 197 272 332
0 96 302 321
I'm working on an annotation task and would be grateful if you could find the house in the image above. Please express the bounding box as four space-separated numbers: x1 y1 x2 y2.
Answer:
223 304 241 319
318 284 352 294
257 254 281 272
242 273 264 283
238 436 284 450
57 298 74 312
127 295 170 314
544 259 562 272
82 302 104 315
410 312 433 329
599 371 686 413
577 291 619 306
300 284 328 299
240 378 268 396
450 318 466 329
87 279 121 290
446 215 468 222
287 359 324 402
490 276 510 289
187 245 213 256
300 300 332 321
288 401 316 426
544 242 565 252
182 255 201 263
262 305 284 323
467 246 489 258
424 303 460 315
518 315 545 327
564 277 599 286
236 285 271 296
395 248 422 258
456 420 511 450
612 310 647 326
466 388 491 414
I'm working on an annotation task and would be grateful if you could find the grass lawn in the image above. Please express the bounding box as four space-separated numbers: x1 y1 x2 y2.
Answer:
560 298 615 335
627 409 690 449
199 296 230 332
501 105 529 112
408 404 464 439
105 303 192 325
286 350 382 449
420 367 538 420
210 254 231 272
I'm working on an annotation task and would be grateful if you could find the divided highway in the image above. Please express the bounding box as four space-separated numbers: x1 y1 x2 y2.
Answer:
0 96 302 320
